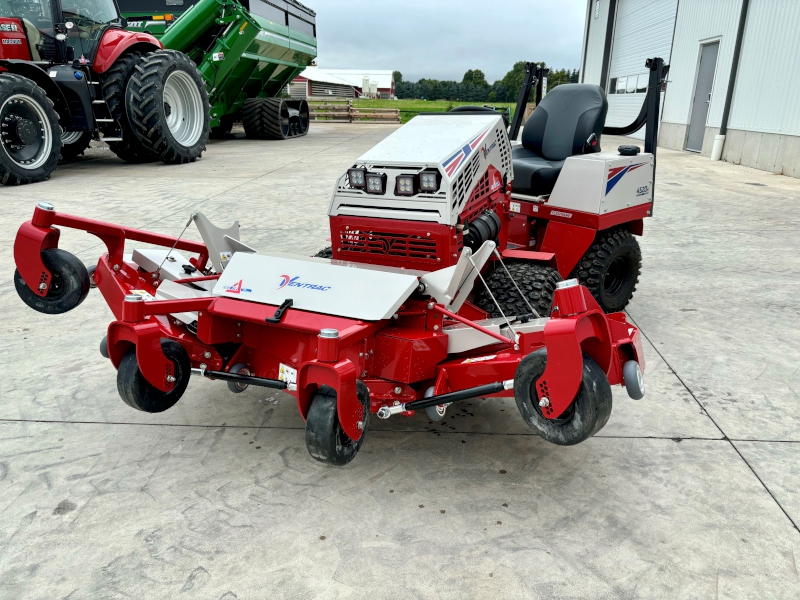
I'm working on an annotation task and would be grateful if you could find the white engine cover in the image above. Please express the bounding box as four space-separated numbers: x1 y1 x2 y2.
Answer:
546 151 654 215
329 114 513 226
213 252 420 321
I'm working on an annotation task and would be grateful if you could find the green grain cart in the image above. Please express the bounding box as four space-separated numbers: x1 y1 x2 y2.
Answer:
118 0 317 139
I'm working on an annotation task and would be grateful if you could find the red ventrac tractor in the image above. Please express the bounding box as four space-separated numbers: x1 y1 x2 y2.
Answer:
13 201 646 465
317 58 669 315
0 0 209 185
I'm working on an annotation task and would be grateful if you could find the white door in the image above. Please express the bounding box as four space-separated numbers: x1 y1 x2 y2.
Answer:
605 0 678 140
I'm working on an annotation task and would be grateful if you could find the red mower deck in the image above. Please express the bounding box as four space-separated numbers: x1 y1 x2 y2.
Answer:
13 202 646 465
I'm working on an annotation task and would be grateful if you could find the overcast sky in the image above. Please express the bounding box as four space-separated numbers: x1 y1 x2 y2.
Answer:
308 0 587 82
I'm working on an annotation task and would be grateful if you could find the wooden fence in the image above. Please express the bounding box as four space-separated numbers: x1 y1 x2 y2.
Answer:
308 97 400 123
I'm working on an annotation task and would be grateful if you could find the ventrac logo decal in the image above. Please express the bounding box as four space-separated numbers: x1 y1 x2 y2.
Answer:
0 23 20 32
278 275 331 291
606 163 646 194
2 38 21 44
443 129 490 176
481 141 497 159
224 280 252 294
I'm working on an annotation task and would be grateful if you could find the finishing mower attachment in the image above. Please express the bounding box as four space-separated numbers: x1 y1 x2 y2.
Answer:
14 203 646 466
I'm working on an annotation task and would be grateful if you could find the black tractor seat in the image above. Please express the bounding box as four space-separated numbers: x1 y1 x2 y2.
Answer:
512 84 608 197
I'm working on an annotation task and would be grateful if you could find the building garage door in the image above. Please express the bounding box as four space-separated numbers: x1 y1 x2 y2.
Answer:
605 0 678 139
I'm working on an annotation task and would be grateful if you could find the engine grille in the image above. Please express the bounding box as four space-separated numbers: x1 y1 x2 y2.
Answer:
339 229 439 263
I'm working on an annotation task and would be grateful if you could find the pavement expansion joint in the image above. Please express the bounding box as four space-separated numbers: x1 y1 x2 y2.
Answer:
625 312 800 535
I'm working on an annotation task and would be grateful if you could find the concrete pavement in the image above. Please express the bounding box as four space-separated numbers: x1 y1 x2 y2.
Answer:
0 125 798 599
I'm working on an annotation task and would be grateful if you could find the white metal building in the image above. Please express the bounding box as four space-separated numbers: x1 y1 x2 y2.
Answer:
290 68 395 99
580 0 800 178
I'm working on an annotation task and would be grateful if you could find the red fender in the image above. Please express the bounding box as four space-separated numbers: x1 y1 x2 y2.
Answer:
92 29 161 74
537 287 613 419
13 221 61 297
540 220 597 277
297 359 363 441
107 321 175 393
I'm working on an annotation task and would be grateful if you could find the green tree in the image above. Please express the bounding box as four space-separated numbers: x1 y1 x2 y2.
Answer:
393 70 403 84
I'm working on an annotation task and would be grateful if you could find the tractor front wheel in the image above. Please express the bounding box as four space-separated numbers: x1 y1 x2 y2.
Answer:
570 229 642 313
514 349 612 446
305 381 370 466
116 341 191 413
0 73 61 185
126 50 211 164
14 249 90 314
473 261 561 318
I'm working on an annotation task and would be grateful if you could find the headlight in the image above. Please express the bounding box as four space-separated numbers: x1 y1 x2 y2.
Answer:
365 173 387 195
419 171 441 192
348 167 366 188
395 174 418 196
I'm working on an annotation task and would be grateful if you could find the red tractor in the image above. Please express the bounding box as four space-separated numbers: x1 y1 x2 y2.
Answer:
318 58 669 315
0 0 210 185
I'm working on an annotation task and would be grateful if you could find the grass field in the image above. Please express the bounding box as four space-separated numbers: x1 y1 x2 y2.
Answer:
352 99 516 123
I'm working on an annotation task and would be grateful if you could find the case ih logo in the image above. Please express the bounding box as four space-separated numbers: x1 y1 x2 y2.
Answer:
278 275 331 292
0 23 20 32
224 280 252 294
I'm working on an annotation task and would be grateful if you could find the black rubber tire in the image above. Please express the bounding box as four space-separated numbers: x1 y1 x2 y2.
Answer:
226 363 251 394
14 249 90 314
473 261 562 318
99 51 158 164
514 349 612 446
126 50 211 164
242 97 290 140
0 73 61 185
314 247 332 259
116 340 191 413
100 335 109 359
426 405 447 421
210 114 235 138
58 130 92 163
305 381 370 466
570 229 642 313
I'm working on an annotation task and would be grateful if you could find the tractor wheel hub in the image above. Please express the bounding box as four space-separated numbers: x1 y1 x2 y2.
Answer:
14 118 38 146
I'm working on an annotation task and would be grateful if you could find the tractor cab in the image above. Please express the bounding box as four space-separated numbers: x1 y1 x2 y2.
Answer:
0 0 124 63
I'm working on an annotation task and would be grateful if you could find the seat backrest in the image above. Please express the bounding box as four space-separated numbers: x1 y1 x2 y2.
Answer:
521 84 608 161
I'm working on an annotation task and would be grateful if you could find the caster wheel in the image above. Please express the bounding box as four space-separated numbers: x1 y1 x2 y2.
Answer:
14 249 90 315
426 405 447 421
305 380 369 466
227 363 251 393
87 264 97 289
116 340 190 413
99 335 109 359
623 360 645 400
514 349 612 446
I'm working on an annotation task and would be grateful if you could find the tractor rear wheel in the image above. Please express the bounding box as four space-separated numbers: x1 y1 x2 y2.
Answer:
243 97 292 140
0 73 61 185
570 229 642 313
14 249 90 314
116 341 191 413
305 381 370 466
514 349 612 445
59 130 92 163
99 51 158 164
126 50 211 164
473 261 561 318
314 247 332 259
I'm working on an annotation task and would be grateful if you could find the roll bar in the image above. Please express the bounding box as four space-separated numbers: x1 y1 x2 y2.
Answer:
603 57 670 156
508 63 549 142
